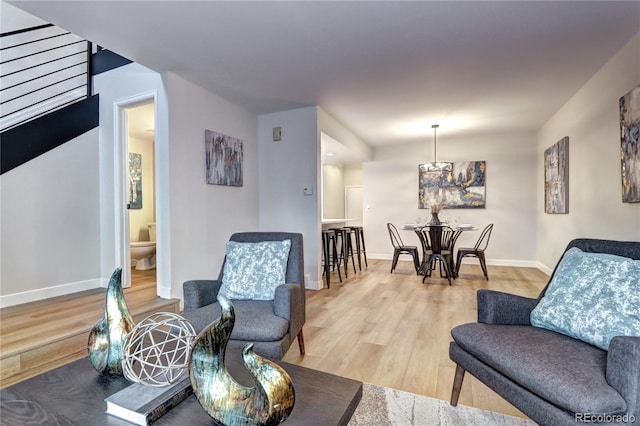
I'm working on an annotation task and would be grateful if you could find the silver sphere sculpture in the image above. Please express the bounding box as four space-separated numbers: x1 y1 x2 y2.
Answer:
122 312 196 386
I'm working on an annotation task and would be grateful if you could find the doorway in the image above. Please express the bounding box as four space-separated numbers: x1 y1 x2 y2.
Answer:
125 102 156 288
115 93 157 289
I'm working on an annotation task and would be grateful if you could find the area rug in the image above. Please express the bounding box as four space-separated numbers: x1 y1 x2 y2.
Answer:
348 383 536 426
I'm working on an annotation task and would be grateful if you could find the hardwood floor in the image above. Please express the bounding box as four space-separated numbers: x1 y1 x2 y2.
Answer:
282 258 549 419
0 268 178 388
0 260 548 420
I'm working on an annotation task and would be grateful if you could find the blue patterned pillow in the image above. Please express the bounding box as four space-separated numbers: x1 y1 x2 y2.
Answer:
219 240 291 301
530 247 640 350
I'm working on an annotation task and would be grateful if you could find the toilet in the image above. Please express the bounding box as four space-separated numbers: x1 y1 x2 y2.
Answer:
130 223 156 270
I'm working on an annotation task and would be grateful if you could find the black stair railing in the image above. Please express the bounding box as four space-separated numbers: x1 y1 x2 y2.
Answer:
0 23 93 132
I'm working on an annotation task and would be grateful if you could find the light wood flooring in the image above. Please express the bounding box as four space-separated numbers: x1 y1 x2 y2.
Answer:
0 269 179 388
282 258 548 419
0 261 548 420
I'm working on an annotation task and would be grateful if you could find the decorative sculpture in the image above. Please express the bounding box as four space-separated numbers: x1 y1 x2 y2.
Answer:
87 268 135 376
122 312 196 386
189 295 295 426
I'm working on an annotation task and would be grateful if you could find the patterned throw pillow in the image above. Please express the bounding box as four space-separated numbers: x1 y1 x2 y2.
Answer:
530 247 640 350
219 240 291 301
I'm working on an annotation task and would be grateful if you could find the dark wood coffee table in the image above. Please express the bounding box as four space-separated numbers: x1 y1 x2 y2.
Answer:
0 352 362 425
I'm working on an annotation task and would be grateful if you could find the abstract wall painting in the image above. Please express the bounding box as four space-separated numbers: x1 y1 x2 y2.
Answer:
620 86 640 203
205 130 243 187
544 137 569 214
128 153 142 209
419 161 486 209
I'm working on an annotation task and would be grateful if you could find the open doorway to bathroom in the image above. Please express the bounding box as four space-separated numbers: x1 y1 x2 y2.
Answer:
125 102 156 288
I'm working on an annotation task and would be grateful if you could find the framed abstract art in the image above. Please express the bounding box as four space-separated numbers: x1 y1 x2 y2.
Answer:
205 130 243 187
419 161 486 209
620 86 640 203
544 137 569 214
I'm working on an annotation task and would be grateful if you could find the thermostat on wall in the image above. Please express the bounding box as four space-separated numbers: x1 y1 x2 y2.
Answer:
273 127 282 141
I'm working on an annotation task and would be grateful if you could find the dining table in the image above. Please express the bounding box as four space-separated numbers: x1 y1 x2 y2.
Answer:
404 223 477 278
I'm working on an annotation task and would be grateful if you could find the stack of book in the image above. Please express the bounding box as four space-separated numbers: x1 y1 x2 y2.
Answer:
105 375 192 425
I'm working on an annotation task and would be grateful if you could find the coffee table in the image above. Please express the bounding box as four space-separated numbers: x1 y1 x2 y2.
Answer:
0 352 362 425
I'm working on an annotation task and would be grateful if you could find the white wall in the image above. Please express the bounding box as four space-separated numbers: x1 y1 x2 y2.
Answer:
258 106 320 289
0 129 101 306
322 164 364 219
322 165 345 219
537 33 640 272
165 73 259 299
344 164 363 187
364 132 538 266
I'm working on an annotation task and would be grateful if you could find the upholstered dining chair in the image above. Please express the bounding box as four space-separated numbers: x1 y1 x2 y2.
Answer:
455 223 493 280
182 232 305 360
387 223 420 274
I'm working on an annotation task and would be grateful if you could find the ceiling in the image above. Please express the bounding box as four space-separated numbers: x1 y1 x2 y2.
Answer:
9 1 640 156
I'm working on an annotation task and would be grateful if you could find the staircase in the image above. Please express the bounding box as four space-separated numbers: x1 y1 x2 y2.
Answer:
0 22 170 388
0 280 180 388
0 23 131 174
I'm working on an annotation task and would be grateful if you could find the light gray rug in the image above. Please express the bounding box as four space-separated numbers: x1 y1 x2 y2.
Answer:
348 383 537 426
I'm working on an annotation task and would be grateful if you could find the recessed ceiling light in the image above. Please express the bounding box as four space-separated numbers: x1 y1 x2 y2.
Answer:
326 152 334 156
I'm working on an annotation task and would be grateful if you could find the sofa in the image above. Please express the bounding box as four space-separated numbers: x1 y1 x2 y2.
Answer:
182 232 305 360
449 238 640 425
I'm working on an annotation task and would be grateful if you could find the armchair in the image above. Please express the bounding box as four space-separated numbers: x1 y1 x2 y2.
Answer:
449 239 640 425
182 232 305 360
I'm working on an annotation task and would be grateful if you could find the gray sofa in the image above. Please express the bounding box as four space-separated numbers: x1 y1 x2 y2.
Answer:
182 232 305 360
450 238 640 425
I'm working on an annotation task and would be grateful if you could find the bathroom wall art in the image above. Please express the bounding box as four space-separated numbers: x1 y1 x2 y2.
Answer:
128 153 142 209
620 85 640 203
205 130 243 187
544 136 569 214
418 161 486 209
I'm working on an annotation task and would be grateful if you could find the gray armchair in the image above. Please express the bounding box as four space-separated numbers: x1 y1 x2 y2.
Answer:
449 239 640 425
182 232 305 360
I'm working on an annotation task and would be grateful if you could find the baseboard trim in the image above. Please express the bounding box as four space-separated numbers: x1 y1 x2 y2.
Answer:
0 278 102 308
367 253 551 275
463 258 538 268
536 262 553 276
368 253 538 268
157 286 172 299
306 279 323 291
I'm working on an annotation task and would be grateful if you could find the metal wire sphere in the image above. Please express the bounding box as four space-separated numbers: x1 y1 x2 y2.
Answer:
122 312 196 386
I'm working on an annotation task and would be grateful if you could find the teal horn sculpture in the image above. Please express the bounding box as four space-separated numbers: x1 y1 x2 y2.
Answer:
87 268 135 375
189 295 295 426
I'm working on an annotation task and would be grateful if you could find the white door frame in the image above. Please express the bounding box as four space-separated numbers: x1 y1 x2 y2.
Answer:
113 91 157 288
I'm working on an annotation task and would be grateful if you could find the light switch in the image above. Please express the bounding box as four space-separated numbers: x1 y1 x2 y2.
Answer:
273 127 282 141
303 187 313 196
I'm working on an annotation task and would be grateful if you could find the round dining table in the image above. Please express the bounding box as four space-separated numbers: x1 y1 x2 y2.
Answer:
403 224 477 278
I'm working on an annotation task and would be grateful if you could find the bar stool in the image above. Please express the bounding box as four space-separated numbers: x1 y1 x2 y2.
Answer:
321 230 342 288
343 227 361 271
351 226 368 270
329 227 357 277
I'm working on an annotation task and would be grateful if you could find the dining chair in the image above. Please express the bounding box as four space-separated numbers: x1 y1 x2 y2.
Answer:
422 225 455 285
387 223 420 274
414 226 431 274
455 223 494 279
